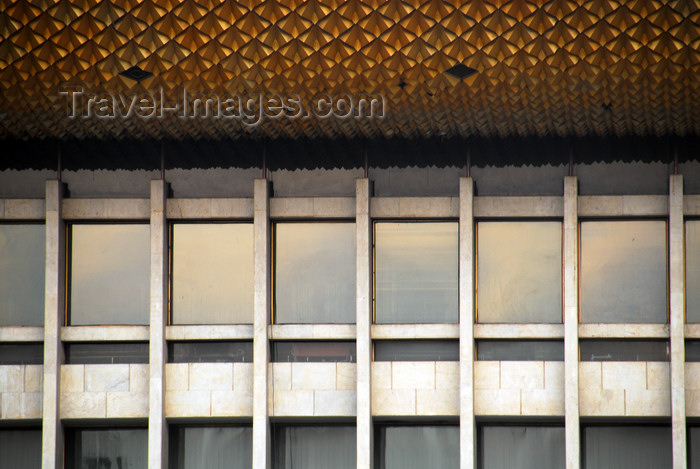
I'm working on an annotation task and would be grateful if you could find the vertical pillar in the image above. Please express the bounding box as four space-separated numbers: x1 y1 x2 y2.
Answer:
148 180 169 469
459 178 475 469
356 178 373 469
669 174 686 469
563 177 580 469
42 180 65 469
253 179 271 469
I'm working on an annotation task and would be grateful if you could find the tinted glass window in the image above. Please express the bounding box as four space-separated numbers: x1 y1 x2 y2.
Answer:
168 341 253 363
273 425 355 469
476 340 564 361
579 340 669 361
272 341 356 362
169 426 252 469
66 428 147 469
479 425 565 469
582 426 671 469
580 221 667 323
171 223 254 325
65 342 149 364
0 224 45 326
69 224 150 325
687 340 700 361
690 426 700 469
0 343 43 365
0 429 41 469
375 222 458 324
274 223 356 324
375 425 458 469
686 221 700 323
477 222 562 323
374 340 459 361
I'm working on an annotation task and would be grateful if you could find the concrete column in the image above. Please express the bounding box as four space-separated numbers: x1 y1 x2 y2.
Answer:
669 175 686 469
459 178 475 469
253 179 271 469
563 177 580 469
42 180 65 469
148 180 169 469
356 178 373 469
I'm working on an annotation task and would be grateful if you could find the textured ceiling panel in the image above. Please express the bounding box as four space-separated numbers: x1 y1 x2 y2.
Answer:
0 0 699 141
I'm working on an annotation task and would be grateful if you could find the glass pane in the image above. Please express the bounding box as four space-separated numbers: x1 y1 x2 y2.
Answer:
480 426 565 469
375 222 458 324
171 426 252 469
272 341 356 362
580 221 667 323
273 425 355 469
0 224 45 326
66 428 147 469
374 341 459 361
376 425 458 469
274 223 356 324
690 427 700 469
0 343 43 365
172 223 254 324
65 342 149 364
579 340 669 361
477 222 562 323
69 224 150 325
687 340 700 361
0 429 41 469
476 340 564 361
583 426 671 469
168 341 253 363
687 221 700 323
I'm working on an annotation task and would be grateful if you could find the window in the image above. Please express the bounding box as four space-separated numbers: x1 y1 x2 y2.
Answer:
580 221 667 323
582 425 672 469
690 426 700 469
579 340 669 362
274 222 356 324
65 428 147 469
272 341 356 362
169 425 252 469
374 222 458 324
476 340 564 361
687 340 700 361
478 425 565 469
0 343 43 365
0 224 45 326
477 221 562 323
68 224 150 325
375 424 458 469
687 221 700 323
167 341 253 363
171 223 253 324
64 342 149 364
0 429 41 469
272 424 356 469
374 340 459 361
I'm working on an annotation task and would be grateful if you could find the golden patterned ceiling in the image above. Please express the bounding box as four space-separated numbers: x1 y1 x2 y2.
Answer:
1 0 699 140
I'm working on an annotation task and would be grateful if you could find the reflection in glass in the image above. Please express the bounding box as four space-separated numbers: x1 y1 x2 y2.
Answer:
0 429 41 469
66 428 147 469
69 224 150 325
375 222 458 324
687 340 700 362
65 342 149 364
374 340 459 361
580 221 667 323
168 341 253 363
582 426 671 469
480 426 565 469
579 340 669 361
376 425 458 469
172 223 254 324
170 426 252 469
686 221 700 323
274 223 356 324
272 341 356 362
0 224 45 326
0 343 44 365
477 222 562 323
476 340 564 361
273 425 355 469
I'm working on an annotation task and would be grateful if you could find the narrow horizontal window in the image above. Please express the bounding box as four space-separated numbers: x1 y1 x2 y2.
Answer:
687 220 700 323
0 429 41 469
0 224 45 327
69 224 150 325
274 222 356 324
64 342 149 364
272 341 356 362
374 222 458 324
374 340 459 361
582 425 671 469
579 340 669 362
169 425 252 469
168 341 253 363
476 340 564 361
686 340 700 362
171 223 254 325
477 221 562 324
375 425 458 469
273 425 356 469
479 425 565 469
65 428 147 469
0 343 43 365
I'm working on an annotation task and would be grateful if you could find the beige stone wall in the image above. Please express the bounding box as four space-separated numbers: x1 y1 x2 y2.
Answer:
0 365 43 419
371 361 459 416
579 362 670 416
60 364 148 419
685 363 700 416
475 361 564 416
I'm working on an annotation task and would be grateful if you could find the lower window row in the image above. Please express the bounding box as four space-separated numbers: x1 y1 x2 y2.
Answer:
3 424 700 469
